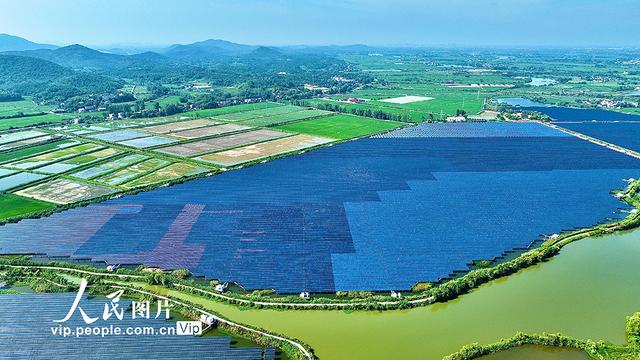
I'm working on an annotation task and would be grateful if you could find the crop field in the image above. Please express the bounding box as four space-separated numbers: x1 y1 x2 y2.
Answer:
157 129 287 157
15 178 114 204
235 109 331 127
118 135 178 148
0 130 48 145
181 102 283 118
0 134 64 152
140 119 220 134
171 124 252 139
0 168 16 177
36 148 121 174
197 134 335 165
93 158 170 186
306 98 431 122
212 105 304 122
0 194 54 220
0 113 69 130
4 143 102 170
122 163 208 188
70 154 148 179
0 139 78 163
87 130 149 142
0 99 54 117
275 114 404 139
0 172 47 191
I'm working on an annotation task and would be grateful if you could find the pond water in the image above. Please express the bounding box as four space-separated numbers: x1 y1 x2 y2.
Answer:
198 229 640 360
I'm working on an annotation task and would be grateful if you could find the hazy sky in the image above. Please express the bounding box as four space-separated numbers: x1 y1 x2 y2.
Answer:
1 0 639 47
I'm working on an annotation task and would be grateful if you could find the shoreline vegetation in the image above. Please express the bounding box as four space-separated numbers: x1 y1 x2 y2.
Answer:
443 318 640 360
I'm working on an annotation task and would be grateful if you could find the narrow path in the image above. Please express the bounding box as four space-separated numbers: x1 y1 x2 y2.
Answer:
538 121 640 160
110 284 314 360
3 264 435 308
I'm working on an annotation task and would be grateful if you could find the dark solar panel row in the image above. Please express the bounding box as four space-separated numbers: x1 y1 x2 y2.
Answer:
0 122 638 292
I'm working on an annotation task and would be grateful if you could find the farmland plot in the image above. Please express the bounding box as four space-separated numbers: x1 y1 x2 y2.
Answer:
122 163 208 188
197 134 335 165
4 143 103 170
140 119 219 134
213 105 304 122
157 129 287 157
94 158 170 186
171 124 253 139
16 178 114 204
70 154 148 179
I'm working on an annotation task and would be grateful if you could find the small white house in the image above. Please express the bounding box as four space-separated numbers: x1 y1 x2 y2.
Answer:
299 292 311 300
215 283 228 293
390 291 402 299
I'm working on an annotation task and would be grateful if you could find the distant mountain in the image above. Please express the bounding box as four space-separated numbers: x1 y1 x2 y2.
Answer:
0 55 71 84
0 54 123 99
2 44 166 70
248 46 283 58
162 39 259 60
0 34 57 52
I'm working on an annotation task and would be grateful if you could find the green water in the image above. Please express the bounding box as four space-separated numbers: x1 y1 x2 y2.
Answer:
479 345 591 360
189 230 640 360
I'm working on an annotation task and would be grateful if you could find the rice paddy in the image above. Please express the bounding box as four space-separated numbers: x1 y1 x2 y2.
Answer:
197 134 335 165
0 172 47 191
171 124 253 139
93 158 170 186
236 109 331 127
0 130 48 145
70 154 149 179
118 135 178 149
0 139 78 163
157 129 287 157
275 114 404 139
4 143 103 170
140 119 220 134
16 178 114 204
0 194 54 220
212 105 304 122
122 163 208 188
36 148 121 174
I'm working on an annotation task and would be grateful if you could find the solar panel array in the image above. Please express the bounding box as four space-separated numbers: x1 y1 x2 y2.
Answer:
0 121 639 292
373 122 570 138
0 293 275 359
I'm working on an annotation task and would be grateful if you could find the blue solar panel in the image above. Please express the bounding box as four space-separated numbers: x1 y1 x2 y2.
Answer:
0 122 638 292
0 293 273 359
552 122 640 153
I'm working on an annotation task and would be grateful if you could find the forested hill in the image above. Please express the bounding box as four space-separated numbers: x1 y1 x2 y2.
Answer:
0 55 123 101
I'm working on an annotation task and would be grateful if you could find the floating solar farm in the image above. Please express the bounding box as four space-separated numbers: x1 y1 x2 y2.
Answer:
0 293 277 360
1 117 638 293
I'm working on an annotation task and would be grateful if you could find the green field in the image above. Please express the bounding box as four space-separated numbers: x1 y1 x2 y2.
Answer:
0 99 54 118
275 114 404 139
0 193 54 221
0 113 69 131
237 109 331 127
213 105 304 122
0 140 77 164
182 102 283 118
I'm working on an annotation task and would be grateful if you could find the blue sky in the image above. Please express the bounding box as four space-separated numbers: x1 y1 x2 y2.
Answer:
0 0 638 47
